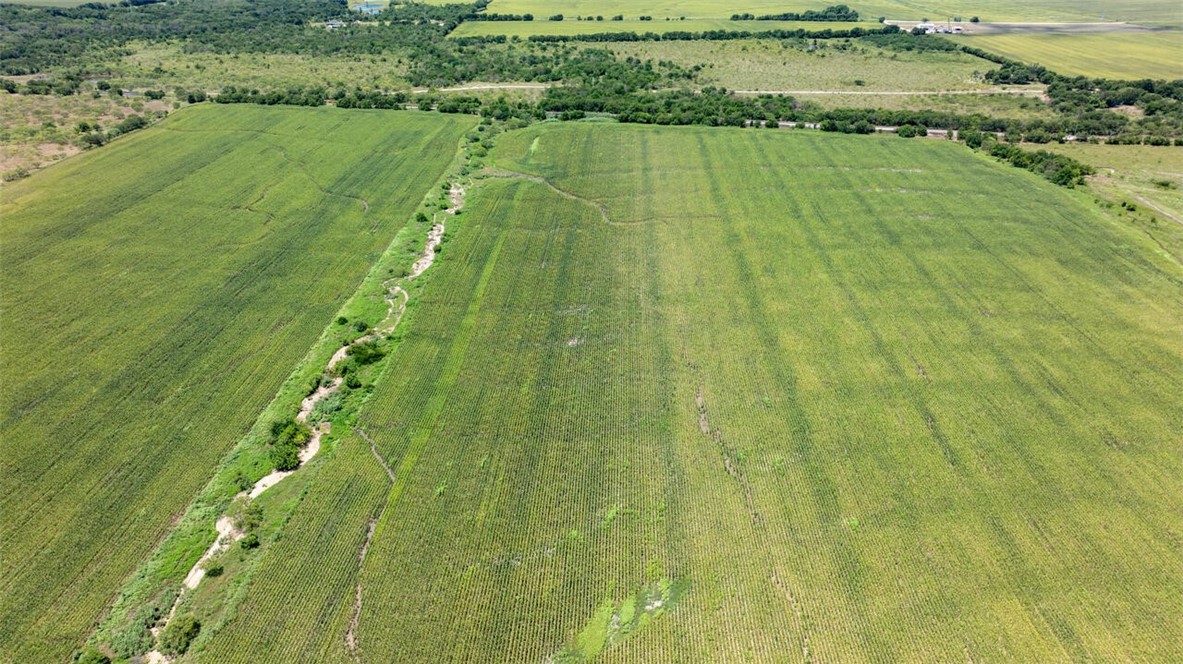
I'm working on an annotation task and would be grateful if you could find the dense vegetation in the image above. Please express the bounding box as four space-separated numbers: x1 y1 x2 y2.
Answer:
6 0 1180 152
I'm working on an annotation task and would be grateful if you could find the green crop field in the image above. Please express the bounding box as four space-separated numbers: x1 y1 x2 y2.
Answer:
188 123 1183 662
967 32 1183 79
0 105 471 663
474 0 1183 25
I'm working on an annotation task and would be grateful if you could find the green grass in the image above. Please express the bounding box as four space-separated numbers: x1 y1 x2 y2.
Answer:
192 123 1183 661
596 38 994 92
1035 142 1183 263
967 32 1183 79
115 43 412 95
0 104 472 663
477 0 1183 25
450 19 877 37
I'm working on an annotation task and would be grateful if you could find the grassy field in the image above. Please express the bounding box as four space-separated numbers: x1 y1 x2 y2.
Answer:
967 32 1183 79
0 105 472 663
116 43 411 95
1036 142 1183 262
598 38 995 91
450 19 876 37
190 123 1183 662
0 90 171 176
476 0 1183 25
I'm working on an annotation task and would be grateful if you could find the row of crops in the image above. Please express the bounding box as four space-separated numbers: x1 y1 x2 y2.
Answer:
191 123 1182 661
0 105 473 663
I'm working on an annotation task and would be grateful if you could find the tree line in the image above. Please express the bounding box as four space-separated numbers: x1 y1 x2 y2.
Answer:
730 5 860 21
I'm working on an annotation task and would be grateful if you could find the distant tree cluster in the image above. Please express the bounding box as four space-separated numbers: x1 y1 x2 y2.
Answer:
730 5 860 21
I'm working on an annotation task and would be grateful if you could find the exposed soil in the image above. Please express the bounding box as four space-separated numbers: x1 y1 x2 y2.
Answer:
411 83 551 94
183 516 242 589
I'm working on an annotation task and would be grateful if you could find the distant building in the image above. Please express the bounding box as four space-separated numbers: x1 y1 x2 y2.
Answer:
325 20 345 29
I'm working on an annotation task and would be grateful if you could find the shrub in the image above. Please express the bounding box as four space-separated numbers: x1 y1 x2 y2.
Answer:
336 315 348 325
345 339 385 365
270 441 300 471
77 648 111 664
159 614 201 656
354 320 369 332
240 533 260 549
109 621 152 658
268 418 312 471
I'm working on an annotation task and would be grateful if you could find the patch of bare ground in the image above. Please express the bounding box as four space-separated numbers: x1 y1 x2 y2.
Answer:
345 517 378 661
1 92 173 175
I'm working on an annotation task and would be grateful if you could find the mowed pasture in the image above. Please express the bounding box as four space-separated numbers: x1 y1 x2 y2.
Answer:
193 123 1183 662
0 105 471 663
967 32 1183 79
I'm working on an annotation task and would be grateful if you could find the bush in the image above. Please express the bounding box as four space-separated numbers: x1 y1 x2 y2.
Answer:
159 614 201 656
345 339 385 365
336 315 348 325
270 440 300 471
109 621 153 658
77 647 111 664
268 418 312 471
310 392 343 422
240 533 260 550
